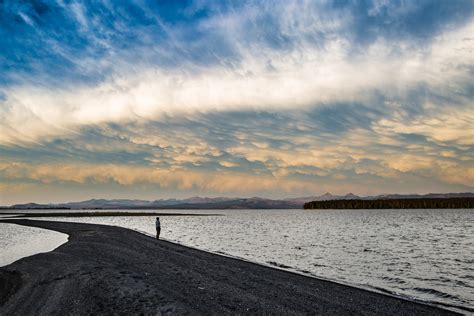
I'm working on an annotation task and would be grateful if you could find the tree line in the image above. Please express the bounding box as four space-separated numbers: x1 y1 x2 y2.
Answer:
303 198 474 209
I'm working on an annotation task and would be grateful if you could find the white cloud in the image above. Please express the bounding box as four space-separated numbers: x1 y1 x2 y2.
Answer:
0 10 472 145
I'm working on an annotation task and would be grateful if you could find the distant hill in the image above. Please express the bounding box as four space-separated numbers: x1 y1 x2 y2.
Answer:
6 197 300 210
283 192 361 204
4 192 474 210
364 192 474 200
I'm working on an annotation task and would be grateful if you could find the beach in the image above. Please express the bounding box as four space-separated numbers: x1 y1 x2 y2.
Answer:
0 219 457 315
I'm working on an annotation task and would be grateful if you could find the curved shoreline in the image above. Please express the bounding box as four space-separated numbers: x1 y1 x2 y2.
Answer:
0 223 68 267
0 219 459 315
141 231 469 314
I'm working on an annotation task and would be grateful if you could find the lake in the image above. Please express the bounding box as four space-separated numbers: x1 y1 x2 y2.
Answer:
1 208 472 312
0 222 68 267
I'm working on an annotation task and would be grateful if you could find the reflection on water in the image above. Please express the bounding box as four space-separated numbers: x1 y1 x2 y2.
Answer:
0 223 68 267
3 208 474 312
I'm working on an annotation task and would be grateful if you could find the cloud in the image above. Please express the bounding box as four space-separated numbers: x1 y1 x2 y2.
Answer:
0 160 323 193
1 104 473 197
1 22 472 144
373 106 474 146
1 1 473 202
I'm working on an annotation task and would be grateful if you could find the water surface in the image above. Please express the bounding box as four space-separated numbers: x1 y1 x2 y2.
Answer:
2 208 473 312
0 223 68 267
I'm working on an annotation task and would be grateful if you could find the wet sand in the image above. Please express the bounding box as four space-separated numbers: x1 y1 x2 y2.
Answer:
0 219 457 315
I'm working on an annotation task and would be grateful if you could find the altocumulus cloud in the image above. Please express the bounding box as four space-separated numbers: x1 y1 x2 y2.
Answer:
0 0 473 203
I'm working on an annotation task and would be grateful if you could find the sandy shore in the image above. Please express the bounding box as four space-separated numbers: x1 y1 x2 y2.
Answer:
0 219 457 315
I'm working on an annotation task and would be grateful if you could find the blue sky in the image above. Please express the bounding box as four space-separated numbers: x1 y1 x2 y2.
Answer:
1 0 473 204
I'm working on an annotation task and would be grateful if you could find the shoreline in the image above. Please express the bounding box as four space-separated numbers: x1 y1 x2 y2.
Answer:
0 219 459 315
133 228 469 314
0 223 68 267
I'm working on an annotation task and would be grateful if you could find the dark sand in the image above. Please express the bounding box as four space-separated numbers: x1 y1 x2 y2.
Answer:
0 219 457 315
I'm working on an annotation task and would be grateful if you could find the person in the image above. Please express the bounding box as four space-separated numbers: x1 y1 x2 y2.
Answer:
155 217 161 239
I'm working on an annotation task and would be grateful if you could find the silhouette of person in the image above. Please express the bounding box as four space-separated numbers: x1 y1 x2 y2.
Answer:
155 217 161 239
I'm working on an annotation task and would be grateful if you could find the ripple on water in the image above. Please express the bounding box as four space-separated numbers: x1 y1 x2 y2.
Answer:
27 208 474 312
0 223 68 267
412 287 467 305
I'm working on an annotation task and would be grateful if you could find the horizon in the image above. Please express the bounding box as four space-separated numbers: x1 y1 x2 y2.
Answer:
1 1 473 205
6 191 474 207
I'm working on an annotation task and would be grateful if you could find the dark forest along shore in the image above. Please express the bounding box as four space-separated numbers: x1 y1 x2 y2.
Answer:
0 219 457 315
304 198 474 209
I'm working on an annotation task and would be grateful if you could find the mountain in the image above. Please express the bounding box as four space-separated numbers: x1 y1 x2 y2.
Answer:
319 192 335 200
343 193 360 199
284 192 360 203
180 197 235 204
365 192 474 200
6 192 474 210
61 199 154 209
7 202 63 209
151 197 298 209
8 197 299 210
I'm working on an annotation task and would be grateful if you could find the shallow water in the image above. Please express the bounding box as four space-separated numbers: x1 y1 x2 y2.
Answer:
2 208 473 312
0 223 68 267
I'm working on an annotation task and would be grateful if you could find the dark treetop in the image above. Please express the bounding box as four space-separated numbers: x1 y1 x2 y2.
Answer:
304 198 474 209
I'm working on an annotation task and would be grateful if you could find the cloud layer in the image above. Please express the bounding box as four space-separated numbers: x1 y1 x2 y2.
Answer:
1 0 473 204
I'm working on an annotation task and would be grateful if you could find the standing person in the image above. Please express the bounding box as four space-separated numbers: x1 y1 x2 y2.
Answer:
155 217 161 239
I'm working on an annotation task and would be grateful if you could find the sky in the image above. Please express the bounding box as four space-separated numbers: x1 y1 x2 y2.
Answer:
0 0 473 205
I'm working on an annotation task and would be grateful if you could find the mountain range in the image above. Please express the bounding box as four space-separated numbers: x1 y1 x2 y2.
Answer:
4 192 474 210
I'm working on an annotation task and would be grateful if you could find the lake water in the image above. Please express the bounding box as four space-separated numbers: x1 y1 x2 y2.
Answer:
0 222 68 267
1 208 473 312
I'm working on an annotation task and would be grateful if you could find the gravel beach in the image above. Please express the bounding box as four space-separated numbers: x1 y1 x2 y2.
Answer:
0 219 457 315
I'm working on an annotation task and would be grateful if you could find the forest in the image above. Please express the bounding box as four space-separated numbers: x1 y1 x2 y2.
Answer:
303 198 474 209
